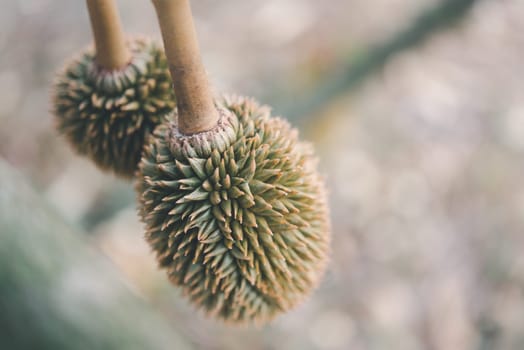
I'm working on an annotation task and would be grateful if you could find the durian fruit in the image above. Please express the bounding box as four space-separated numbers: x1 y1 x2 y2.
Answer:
53 37 175 178
138 0 331 324
137 95 330 324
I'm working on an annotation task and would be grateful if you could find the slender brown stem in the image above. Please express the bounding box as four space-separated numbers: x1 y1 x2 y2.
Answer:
86 0 131 70
152 0 219 135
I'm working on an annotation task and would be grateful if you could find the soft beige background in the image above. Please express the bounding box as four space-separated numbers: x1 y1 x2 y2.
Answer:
1 0 524 349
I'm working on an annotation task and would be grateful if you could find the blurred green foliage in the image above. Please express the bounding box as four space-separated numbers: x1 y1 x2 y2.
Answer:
0 159 192 350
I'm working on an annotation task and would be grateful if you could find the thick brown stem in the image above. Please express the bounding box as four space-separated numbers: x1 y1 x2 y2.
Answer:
86 0 131 69
152 0 219 135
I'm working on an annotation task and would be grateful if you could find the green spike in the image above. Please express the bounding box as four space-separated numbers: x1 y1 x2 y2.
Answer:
210 191 221 205
188 157 207 180
178 187 209 203
178 177 201 190
231 220 243 241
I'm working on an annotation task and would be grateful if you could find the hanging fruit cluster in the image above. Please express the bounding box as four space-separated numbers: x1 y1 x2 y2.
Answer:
53 37 175 178
138 95 329 322
52 0 330 325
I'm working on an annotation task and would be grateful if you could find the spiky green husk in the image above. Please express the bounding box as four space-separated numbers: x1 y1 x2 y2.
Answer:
137 95 330 324
53 37 175 178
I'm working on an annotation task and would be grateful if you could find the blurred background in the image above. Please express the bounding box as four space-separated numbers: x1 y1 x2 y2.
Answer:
1 0 524 349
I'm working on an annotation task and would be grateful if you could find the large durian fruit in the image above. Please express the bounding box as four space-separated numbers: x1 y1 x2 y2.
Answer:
137 95 330 324
52 37 175 178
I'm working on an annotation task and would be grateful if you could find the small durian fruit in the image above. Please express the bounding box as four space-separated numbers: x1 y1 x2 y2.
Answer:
52 0 175 178
137 0 331 325
138 95 330 324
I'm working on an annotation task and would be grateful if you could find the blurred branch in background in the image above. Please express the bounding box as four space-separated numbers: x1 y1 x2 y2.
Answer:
267 0 478 125
0 159 192 350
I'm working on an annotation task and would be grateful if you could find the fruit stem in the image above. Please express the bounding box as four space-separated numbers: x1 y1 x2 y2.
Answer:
86 0 131 70
152 0 219 135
